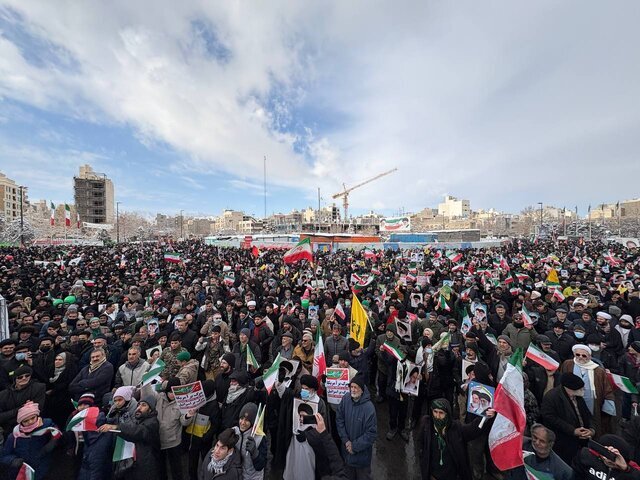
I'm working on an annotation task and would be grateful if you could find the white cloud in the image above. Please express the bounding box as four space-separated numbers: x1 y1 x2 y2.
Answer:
1 1 639 214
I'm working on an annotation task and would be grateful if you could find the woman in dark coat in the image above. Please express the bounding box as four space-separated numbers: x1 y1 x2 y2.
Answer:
44 352 77 430
419 398 494 480
78 413 113 480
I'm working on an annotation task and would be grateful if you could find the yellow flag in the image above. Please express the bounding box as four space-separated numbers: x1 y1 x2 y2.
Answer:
350 293 368 348
546 268 560 286
253 404 265 437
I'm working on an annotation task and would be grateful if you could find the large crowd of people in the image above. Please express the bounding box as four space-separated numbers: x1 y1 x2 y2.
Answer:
1 238 640 479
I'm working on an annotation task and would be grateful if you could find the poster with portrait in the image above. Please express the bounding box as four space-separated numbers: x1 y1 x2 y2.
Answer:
466 381 495 417
146 345 162 362
308 306 319 322
395 318 412 343
292 397 319 433
278 359 299 388
461 359 474 381
410 293 423 309
400 361 420 396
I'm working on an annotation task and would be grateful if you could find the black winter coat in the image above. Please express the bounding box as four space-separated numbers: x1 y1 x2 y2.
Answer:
0 380 46 431
117 411 161 480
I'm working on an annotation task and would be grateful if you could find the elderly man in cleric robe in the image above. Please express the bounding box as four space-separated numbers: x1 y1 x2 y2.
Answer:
559 343 615 436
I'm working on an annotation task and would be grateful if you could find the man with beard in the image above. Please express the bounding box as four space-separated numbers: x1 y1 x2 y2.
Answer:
215 353 236 407
560 344 615 436
98 396 161 480
419 398 495 480
472 323 513 382
502 312 538 351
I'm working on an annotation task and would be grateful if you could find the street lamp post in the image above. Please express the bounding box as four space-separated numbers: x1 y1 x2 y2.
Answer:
116 201 121 243
538 202 543 238
180 210 184 239
19 186 24 247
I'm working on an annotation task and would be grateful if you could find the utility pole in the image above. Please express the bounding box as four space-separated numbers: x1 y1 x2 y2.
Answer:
538 202 543 238
588 205 592 240
116 201 121 243
19 186 24 247
263 156 267 220
180 210 184 239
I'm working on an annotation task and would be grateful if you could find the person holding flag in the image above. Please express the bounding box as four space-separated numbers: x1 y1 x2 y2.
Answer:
231 402 268 480
0 401 61 480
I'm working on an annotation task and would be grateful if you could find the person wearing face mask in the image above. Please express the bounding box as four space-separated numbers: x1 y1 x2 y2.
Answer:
616 314 640 349
298 374 330 431
560 344 615 437
336 374 377 480
541 372 594 465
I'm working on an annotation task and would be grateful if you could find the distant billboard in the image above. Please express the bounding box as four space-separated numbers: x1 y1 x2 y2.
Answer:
380 216 411 232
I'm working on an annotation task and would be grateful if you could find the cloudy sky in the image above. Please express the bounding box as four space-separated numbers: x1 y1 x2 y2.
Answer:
1 1 639 218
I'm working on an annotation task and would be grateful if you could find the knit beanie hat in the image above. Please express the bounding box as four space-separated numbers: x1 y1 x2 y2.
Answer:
17 401 40 424
239 402 258 425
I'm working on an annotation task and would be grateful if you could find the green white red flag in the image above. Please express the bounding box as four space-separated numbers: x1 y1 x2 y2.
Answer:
381 342 404 361
608 372 639 394
141 359 165 386
113 436 136 462
489 349 526 471
521 304 534 328
259 354 283 394
312 329 326 393
163 252 181 263
283 238 313 264
66 406 100 431
16 463 35 480
334 302 346 320
50 202 55 226
446 251 462 263
247 345 260 370
524 463 553 480
64 204 71 227
525 344 559 371
436 294 450 311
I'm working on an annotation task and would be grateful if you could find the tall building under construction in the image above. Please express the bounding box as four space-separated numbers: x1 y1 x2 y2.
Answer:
73 164 114 225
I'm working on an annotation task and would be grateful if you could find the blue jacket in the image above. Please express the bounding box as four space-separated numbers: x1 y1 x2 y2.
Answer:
0 418 59 480
336 387 377 468
78 414 113 480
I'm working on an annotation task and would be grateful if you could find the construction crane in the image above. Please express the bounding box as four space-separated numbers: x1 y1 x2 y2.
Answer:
332 168 398 221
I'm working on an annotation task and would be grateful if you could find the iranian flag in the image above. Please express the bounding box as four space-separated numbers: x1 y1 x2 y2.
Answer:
603 250 622 266
312 329 326 392
371 267 382 276
552 288 565 302
259 354 283 394
283 238 313 264
525 344 559 371
247 345 260 370
489 349 526 471
50 202 55 226
521 305 534 328
223 273 235 285
460 287 472 301
436 294 450 312
113 436 136 462
334 302 346 320
163 252 181 263
446 251 462 263
66 406 100 431
64 204 71 227
141 359 165 386
451 263 465 273
608 372 639 394
83 279 95 287
352 275 375 293
524 463 553 480
381 342 404 361
363 249 376 260
16 463 35 480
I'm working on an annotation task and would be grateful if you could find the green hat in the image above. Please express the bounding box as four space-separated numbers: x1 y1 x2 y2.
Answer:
301 299 310 309
63 295 77 304
52 299 63 307
176 351 191 362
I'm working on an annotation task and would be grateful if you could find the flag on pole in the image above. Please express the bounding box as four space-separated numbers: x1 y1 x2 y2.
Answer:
64 204 71 227
432 332 451 352
16 463 35 480
312 329 326 393
460 287 472 301
525 344 559 371
350 293 368 348
50 202 55 226
163 252 181 263
259 354 282 394
283 238 313 264
251 246 260 258
552 289 565 302
251 404 266 437
77 212 81 229
436 294 450 312
363 249 376 260
334 302 346 320
352 275 376 293
446 251 463 263
113 436 136 462
545 269 560 288
66 406 100 431
521 305 534 328
608 372 639 394
141 359 165 386
246 345 260 370
489 349 526 471
83 279 95 287
381 342 404 361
